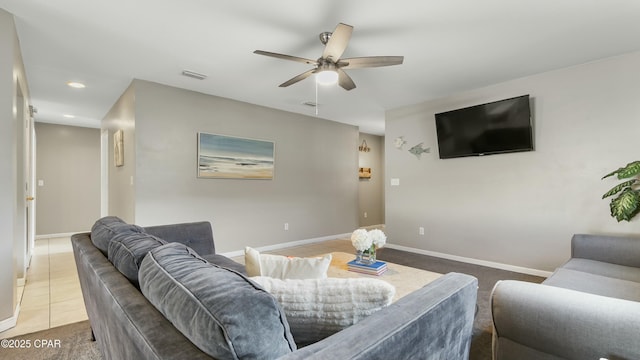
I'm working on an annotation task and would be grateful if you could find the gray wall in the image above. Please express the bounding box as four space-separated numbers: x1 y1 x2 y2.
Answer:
105 80 359 253
386 51 640 273
35 123 100 235
102 83 136 223
358 133 385 226
0 8 29 324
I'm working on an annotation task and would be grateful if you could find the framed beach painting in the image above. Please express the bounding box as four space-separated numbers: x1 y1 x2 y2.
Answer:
197 132 275 179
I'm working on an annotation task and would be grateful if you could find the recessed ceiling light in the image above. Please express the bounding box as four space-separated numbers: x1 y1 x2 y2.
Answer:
66 81 86 89
63 114 75 118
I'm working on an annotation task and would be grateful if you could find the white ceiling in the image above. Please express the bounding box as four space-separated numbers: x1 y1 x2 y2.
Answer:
2 0 640 135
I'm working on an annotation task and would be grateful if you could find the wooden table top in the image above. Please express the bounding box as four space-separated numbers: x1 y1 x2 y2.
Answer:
326 252 442 301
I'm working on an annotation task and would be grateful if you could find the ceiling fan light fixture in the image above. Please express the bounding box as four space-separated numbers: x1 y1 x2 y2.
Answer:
254 23 403 90
316 69 339 86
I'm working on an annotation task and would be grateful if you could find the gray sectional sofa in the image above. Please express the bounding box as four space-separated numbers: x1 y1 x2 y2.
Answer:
491 234 640 360
72 217 479 360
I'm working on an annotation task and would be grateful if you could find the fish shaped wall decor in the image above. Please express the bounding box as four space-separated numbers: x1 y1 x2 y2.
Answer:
408 143 430 159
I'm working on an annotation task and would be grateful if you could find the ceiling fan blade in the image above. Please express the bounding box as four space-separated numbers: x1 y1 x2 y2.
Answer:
279 69 316 87
337 69 356 91
254 50 317 65
339 56 404 69
322 23 353 61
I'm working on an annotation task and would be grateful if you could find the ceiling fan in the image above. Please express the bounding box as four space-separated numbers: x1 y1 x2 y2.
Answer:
254 23 404 91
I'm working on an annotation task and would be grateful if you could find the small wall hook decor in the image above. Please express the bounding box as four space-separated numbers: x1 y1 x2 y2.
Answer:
359 139 371 152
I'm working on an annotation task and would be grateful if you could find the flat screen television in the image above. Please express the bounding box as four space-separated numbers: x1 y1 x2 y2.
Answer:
434 95 533 159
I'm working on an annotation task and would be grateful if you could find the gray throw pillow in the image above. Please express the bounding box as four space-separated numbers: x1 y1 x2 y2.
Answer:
108 232 167 288
139 243 296 359
90 216 144 256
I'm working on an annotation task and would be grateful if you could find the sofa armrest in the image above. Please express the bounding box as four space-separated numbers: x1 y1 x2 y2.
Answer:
279 272 478 360
491 280 640 360
571 234 640 267
144 221 215 256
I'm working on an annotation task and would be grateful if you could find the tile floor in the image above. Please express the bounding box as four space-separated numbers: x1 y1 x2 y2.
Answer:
0 237 87 339
0 235 357 339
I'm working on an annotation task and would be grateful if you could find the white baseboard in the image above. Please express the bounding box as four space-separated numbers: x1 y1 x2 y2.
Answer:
220 232 351 258
385 243 552 278
0 304 20 334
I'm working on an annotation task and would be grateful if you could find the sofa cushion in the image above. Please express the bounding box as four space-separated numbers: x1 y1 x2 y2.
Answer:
144 221 215 256
90 216 144 256
245 246 331 279
544 268 640 302
250 276 395 346
561 258 640 283
108 232 166 288
139 243 296 359
571 233 640 268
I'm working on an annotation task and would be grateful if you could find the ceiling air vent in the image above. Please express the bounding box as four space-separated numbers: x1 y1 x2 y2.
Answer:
181 70 207 80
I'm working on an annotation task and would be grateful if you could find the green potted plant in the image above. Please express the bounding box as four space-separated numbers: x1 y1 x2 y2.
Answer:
602 161 640 221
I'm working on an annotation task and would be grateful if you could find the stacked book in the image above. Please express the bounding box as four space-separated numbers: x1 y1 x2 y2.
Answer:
347 259 388 276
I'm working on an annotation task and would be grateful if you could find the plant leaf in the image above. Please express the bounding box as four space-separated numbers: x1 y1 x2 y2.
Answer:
602 169 620 179
602 179 637 199
609 188 640 222
617 161 640 179
603 161 640 179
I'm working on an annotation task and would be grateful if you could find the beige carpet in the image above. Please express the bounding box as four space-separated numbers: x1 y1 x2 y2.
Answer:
0 320 101 360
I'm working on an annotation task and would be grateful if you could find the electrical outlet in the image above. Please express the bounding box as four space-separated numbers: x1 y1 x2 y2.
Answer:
419 227 425 235
364 212 368 218
284 223 289 231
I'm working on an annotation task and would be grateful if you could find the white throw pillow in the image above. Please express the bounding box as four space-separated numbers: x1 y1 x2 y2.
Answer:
244 247 331 279
251 276 395 345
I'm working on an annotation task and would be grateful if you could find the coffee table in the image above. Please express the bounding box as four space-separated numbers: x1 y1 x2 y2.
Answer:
326 252 441 302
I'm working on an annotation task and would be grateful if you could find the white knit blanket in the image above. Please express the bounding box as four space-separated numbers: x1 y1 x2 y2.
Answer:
250 276 395 345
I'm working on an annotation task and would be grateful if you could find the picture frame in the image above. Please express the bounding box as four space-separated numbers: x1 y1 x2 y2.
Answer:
359 167 372 179
197 132 275 180
114 129 124 167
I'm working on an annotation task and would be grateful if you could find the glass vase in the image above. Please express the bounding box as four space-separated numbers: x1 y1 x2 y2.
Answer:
365 245 377 264
355 245 377 265
364 244 377 264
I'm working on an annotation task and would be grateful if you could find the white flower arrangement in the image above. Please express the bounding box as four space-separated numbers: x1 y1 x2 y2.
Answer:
351 229 372 251
351 229 387 251
369 229 387 248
